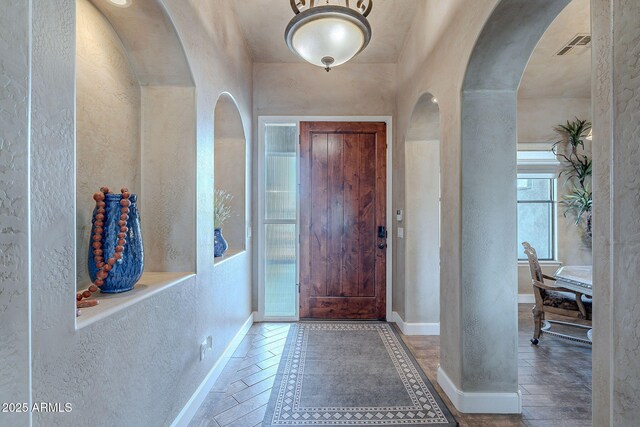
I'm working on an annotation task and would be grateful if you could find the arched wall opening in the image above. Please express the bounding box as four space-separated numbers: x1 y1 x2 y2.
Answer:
516 0 592 292
404 93 441 327
213 93 247 258
75 0 196 291
438 0 576 414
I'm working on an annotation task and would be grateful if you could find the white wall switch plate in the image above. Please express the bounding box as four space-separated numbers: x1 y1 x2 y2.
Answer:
397 227 404 239
396 209 403 222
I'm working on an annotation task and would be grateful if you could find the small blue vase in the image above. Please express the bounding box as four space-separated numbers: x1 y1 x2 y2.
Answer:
214 228 228 257
88 193 144 293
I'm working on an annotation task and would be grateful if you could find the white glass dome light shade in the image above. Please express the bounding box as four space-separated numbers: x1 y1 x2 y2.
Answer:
285 6 371 70
108 0 132 7
292 17 364 68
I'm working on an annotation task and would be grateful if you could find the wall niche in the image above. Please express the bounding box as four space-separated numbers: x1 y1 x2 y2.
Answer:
75 0 196 291
404 93 441 324
213 93 247 260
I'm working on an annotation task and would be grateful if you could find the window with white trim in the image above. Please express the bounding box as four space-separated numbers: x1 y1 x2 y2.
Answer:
517 152 559 261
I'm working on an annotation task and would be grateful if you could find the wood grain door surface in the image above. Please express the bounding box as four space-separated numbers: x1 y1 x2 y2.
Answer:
299 122 386 319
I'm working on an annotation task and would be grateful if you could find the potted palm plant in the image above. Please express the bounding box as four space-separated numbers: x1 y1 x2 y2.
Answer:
552 118 592 243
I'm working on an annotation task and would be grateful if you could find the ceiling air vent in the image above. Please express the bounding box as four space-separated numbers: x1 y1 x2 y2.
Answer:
556 34 591 56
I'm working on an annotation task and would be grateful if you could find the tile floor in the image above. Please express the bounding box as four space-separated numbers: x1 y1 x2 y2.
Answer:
188 304 592 427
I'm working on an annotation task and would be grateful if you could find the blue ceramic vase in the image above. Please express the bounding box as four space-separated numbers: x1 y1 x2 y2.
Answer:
214 228 228 257
88 193 144 293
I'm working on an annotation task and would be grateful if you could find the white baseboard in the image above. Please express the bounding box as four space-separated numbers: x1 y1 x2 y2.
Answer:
518 294 535 304
437 366 522 414
389 311 440 336
171 312 255 427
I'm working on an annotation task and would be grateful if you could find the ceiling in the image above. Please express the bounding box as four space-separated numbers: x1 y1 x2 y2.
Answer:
519 0 591 98
231 0 590 96
232 0 420 63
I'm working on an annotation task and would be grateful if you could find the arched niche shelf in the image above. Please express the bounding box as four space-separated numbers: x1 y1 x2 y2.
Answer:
213 93 247 261
403 92 441 325
75 0 196 291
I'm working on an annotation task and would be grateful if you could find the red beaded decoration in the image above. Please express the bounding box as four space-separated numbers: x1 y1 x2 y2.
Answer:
76 187 131 307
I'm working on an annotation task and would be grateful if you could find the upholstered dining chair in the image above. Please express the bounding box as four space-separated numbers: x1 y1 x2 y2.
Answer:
522 242 592 345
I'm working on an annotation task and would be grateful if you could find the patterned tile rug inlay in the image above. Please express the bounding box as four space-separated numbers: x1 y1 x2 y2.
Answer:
263 322 457 426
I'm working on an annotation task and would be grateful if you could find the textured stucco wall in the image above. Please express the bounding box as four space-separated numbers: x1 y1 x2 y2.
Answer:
0 1 31 426
517 97 592 143
76 0 141 289
592 0 640 424
405 140 440 324
253 62 396 117
591 1 612 424
25 0 254 426
140 85 197 273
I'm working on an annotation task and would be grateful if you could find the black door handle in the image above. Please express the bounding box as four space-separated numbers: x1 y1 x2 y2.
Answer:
378 243 387 249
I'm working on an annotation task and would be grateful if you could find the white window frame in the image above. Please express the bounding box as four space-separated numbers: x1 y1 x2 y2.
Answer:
517 151 560 262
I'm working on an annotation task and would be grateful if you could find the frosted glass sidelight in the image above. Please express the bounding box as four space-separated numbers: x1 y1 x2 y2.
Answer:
266 124 296 153
265 224 297 317
265 125 297 221
264 124 297 317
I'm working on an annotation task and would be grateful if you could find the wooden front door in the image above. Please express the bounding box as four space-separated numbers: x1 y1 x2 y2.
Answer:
299 122 387 319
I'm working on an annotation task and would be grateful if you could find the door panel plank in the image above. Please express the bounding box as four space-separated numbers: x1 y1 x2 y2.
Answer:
358 133 376 297
374 129 387 317
309 133 328 297
342 133 360 297
327 134 344 297
299 127 311 317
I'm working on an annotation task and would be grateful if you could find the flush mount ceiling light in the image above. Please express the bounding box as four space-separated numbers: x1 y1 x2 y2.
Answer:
285 0 373 72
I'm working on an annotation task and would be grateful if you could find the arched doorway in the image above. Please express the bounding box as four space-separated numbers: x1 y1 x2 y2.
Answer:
439 0 575 414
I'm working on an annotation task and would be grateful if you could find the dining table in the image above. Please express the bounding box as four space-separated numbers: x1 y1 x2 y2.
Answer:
553 265 592 296
552 265 593 343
